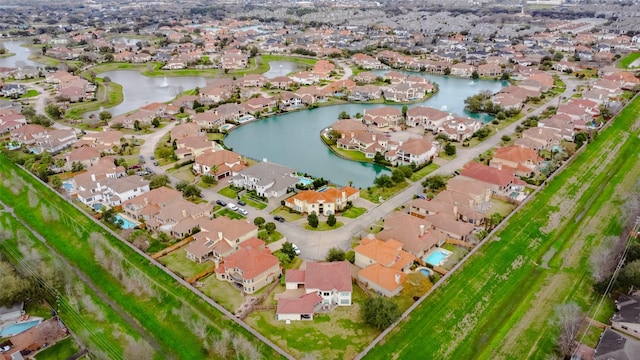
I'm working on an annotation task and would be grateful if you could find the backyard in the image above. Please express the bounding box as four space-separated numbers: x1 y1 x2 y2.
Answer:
364 95 640 359
158 248 212 280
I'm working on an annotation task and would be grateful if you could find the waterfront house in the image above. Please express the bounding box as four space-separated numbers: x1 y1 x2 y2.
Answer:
192 149 246 180
193 111 225 130
389 138 438 166
171 122 203 141
231 161 299 198
330 119 367 139
175 135 214 159
437 117 482 142
362 107 402 127
284 186 360 216
406 106 450 131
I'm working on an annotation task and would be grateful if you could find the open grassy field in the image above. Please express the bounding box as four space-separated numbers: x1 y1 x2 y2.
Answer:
617 52 640 69
364 95 640 360
0 155 284 360
35 337 80 360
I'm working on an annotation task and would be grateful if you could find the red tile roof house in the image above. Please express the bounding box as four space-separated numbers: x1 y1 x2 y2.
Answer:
243 96 278 116
278 261 352 321
406 106 450 131
459 162 520 195
215 244 281 294
330 119 367 139
186 217 259 263
192 111 225 131
362 107 403 127
276 292 323 321
377 212 447 259
192 149 246 180
175 135 214 159
145 198 211 236
170 122 203 141
437 117 482 142
284 186 360 216
122 186 182 221
64 146 101 171
354 237 415 297
0 113 27 134
389 138 438 166
515 127 563 152
490 145 544 178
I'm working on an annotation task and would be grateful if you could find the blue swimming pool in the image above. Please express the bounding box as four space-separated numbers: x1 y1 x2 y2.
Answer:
92 203 103 211
0 320 41 337
419 268 432 277
114 214 138 229
62 182 73 191
424 249 452 267
298 176 313 186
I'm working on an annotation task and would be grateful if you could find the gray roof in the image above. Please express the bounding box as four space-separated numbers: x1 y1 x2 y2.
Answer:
595 328 640 360
612 294 640 325
239 161 294 180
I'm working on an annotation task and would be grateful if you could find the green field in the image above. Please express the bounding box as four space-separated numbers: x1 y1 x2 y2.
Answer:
0 155 283 360
35 337 80 360
364 95 640 359
617 52 640 69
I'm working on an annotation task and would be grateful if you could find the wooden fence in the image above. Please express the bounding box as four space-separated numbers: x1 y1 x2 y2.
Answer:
151 236 193 259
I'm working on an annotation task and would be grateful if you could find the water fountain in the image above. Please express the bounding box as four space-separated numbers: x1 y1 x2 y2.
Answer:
160 76 169 88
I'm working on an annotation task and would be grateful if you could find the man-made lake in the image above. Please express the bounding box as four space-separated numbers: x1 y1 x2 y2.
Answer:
263 61 298 78
226 75 506 188
0 40 40 68
90 71 208 117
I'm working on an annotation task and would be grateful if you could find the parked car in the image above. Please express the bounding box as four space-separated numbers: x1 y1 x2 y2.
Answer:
227 203 238 211
291 243 301 256
237 200 246 206
216 200 227 207
274 215 285 223
150 155 155 160
139 155 145 163
416 194 426 200
153 161 159 166
1 345 11 353
237 208 249 216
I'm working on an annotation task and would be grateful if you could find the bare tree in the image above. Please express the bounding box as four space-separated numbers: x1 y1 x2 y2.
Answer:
590 236 619 282
124 339 155 360
551 302 584 357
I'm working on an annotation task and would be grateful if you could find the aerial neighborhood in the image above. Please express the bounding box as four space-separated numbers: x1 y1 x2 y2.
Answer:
0 1 639 359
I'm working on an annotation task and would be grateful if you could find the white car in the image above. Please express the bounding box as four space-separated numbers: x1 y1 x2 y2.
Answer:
291 243 301 256
237 208 249 216
226 203 238 211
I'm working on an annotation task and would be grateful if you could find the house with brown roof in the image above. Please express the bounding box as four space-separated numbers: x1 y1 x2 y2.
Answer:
355 237 414 271
186 217 259 263
146 198 211 236
276 292 323 321
283 261 352 309
352 53 386 70
490 146 544 178
388 138 438 166
32 128 78 154
10 124 48 146
284 186 360 216
122 186 182 221
406 106 450 130
377 212 447 259
381 83 430 102
362 107 402 127
358 264 407 298
450 63 475 78
437 117 482 142
75 175 150 208
109 109 155 129
515 127 562 152
477 63 502 77
330 119 367 139
192 111 225 130
64 147 101 171
175 135 214 159
170 122 202 141
459 162 518 194
215 244 281 294
238 74 267 88
192 149 246 180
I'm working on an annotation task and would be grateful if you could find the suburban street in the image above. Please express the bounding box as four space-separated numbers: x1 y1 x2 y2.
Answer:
127 74 580 260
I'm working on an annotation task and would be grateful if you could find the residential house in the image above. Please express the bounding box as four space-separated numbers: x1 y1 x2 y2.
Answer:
593 328 640 360
389 138 438 166
76 130 124 154
239 74 267 88
275 293 323 321
174 135 214 159
231 161 299 198
192 149 246 180
515 127 562 151
269 76 294 90
215 244 281 294
352 72 378 84
330 119 367 139
406 106 450 131
352 53 386 70
354 237 414 271
193 111 225 130
477 63 502 77
0 113 26 134
285 261 352 307
381 83 428 102
146 199 212 237
490 145 544 178
450 63 475 77
64 147 101 171
10 124 48 146
186 217 259 263
122 186 182 221
76 175 150 208
348 85 382 101
171 122 202 141
437 117 482 142
284 186 360 216
109 109 155 130
459 162 519 194
32 128 77 154
358 264 408 298
377 212 447 259
611 294 640 339
362 107 402 127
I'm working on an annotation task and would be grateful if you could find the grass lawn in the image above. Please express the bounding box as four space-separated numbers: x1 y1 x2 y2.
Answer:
261 54 318 67
360 181 410 203
240 195 268 210
216 208 245 220
246 285 378 359
218 185 240 199
270 207 304 222
364 95 640 359
331 146 373 163
304 221 344 231
409 163 440 182
206 132 224 141
167 166 195 183
199 276 245 312
158 248 212 280
617 52 640 68
258 229 284 244
35 337 80 360
488 198 517 217
20 89 39 98
0 156 283 360
341 206 366 219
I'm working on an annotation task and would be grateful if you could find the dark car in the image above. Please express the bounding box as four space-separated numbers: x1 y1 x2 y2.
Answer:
237 200 246 206
216 200 227 207
274 215 285 223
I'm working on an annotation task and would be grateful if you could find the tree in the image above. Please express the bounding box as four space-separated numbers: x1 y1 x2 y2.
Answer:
0 261 30 306
253 217 265 227
134 120 141 131
444 143 456 156
175 181 189 192
326 247 345 262
422 175 447 191
327 214 336 227
552 302 584 357
265 222 276 234
307 213 319 228
471 70 479 80
281 242 297 261
338 111 350 119
50 175 62 189
574 132 588 148
202 174 216 185
183 184 202 199
500 72 510 81
45 104 63 119
151 118 161 128
617 259 640 293
361 297 401 330
391 168 405 183
149 174 170 189
71 161 84 172
374 174 394 188
99 111 112 124
501 135 511 142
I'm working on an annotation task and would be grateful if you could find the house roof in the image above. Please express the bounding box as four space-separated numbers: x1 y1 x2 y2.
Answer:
286 186 359 207
377 212 447 256
355 238 414 270
304 261 352 292
276 292 322 315
406 106 449 119
217 246 279 280
331 119 367 134
285 269 306 283
446 177 492 199
398 138 434 156
358 263 406 293
460 162 515 187
122 186 182 208
612 294 640 325
425 213 475 237
493 146 542 164
594 328 640 360
195 149 244 170
410 198 456 216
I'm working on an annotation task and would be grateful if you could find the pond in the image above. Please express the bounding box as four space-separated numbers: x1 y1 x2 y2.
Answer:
263 61 298 79
0 40 40 68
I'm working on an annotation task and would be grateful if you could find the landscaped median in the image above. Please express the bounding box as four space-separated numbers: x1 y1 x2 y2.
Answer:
0 155 286 359
362 95 640 359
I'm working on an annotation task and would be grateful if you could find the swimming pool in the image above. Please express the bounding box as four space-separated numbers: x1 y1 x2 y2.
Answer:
62 182 73 191
418 268 433 277
298 176 313 186
424 249 452 267
0 319 41 337
114 214 139 229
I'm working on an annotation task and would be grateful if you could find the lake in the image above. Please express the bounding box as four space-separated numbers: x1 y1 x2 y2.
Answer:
0 40 40 68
